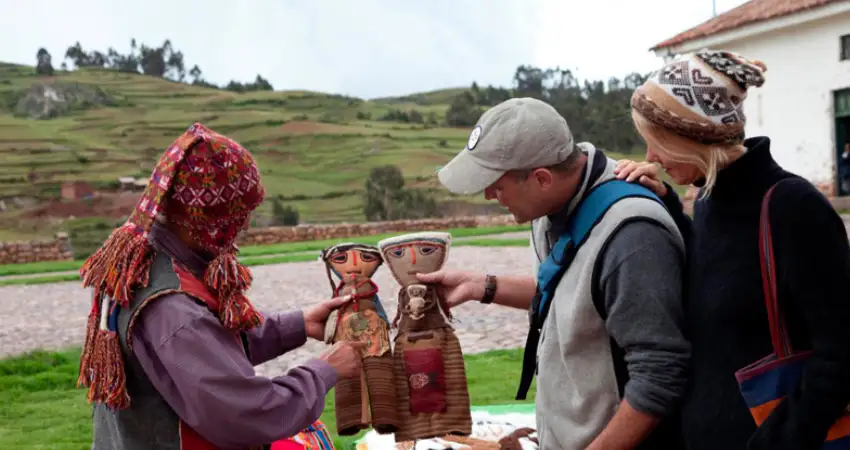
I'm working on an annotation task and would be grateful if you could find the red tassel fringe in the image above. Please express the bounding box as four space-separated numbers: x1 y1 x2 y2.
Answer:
204 252 263 330
77 223 150 411
100 329 130 409
80 223 154 309
77 309 98 388
77 227 263 410
78 323 130 410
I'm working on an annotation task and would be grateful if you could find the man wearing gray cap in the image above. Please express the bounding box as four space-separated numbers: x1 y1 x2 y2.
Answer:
417 97 690 449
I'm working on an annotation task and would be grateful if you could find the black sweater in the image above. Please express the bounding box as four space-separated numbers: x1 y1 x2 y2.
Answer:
660 137 850 450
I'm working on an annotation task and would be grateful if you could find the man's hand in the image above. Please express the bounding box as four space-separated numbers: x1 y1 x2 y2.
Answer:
319 341 366 378
585 400 660 450
303 295 351 341
613 160 668 197
415 270 485 309
417 270 538 311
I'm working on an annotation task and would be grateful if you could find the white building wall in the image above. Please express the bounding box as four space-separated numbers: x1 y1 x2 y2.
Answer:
707 11 850 193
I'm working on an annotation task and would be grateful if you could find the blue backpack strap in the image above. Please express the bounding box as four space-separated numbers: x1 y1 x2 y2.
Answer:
515 180 663 400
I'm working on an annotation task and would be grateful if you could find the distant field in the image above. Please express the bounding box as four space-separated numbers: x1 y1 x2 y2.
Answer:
0 63 491 230
0 62 667 243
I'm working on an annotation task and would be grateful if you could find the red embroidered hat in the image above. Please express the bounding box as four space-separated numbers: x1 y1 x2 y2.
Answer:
78 123 266 409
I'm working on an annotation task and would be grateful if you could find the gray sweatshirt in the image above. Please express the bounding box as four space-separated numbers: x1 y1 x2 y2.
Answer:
531 145 689 449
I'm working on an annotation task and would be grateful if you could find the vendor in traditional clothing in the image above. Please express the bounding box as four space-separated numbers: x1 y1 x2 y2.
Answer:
78 123 362 449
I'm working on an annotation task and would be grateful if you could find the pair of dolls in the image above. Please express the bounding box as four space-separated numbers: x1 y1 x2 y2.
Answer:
319 232 472 443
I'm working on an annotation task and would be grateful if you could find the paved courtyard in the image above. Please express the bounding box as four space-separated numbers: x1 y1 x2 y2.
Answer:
5 214 849 376
0 246 533 377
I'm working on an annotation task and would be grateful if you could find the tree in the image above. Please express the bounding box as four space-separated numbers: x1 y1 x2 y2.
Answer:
106 39 140 73
223 74 274 93
251 74 273 91
445 91 482 127
138 40 185 81
408 109 423 124
188 65 219 89
64 42 107 68
48 39 272 91
397 189 439 219
189 65 203 83
61 39 186 81
363 165 440 221
364 165 406 221
271 198 300 225
35 48 54 76
444 65 652 154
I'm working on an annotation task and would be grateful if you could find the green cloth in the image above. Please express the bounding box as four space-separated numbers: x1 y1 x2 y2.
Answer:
470 403 535 415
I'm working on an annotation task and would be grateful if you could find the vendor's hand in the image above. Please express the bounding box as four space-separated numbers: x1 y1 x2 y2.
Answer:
303 295 351 341
320 341 366 378
415 270 485 309
613 159 668 197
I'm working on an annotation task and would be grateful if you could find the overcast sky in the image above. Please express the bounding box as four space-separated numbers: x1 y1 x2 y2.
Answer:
0 0 749 99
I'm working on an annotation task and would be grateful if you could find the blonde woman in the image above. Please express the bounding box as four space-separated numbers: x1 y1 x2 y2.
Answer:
614 50 850 450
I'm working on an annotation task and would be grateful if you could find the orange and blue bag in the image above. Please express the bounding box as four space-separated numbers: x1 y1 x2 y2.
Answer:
734 182 850 448
270 420 335 450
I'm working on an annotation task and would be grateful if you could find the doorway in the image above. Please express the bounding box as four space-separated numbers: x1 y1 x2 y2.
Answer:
834 89 850 195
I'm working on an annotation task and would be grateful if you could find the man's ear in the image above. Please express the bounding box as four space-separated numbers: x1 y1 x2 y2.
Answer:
530 168 554 190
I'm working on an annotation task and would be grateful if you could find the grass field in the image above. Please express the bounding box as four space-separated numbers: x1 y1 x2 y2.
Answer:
0 347 535 449
0 62 496 237
0 61 659 242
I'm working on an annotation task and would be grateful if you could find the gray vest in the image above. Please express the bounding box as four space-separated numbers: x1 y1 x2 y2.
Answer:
91 252 259 450
530 147 685 449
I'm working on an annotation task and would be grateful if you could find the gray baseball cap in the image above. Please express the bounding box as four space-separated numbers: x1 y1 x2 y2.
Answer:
437 97 576 195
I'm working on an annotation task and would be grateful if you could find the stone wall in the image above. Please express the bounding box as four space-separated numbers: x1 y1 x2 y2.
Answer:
0 215 519 265
4 195 850 265
0 232 73 265
236 214 518 246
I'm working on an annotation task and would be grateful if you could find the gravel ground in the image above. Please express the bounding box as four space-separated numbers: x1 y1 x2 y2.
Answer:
0 246 533 377
7 216 845 377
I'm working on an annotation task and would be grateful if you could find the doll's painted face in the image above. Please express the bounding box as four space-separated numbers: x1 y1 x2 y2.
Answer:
377 232 450 287
322 243 383 285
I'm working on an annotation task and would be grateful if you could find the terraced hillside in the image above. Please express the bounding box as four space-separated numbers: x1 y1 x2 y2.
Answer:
0 62 497 238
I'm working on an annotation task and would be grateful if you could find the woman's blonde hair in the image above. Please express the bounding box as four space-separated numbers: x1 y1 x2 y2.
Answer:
631 109 746 198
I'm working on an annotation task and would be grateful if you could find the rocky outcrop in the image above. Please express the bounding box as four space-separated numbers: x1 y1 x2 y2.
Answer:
14 82 117 119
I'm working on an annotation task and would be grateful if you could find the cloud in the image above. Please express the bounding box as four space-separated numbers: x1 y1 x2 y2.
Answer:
0 0 749 98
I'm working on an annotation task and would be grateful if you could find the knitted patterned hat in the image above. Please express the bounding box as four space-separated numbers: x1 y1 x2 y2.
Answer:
77 122 265 409
631 49 767 145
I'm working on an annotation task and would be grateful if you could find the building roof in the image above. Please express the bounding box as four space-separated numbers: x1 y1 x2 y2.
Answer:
651 0 844 50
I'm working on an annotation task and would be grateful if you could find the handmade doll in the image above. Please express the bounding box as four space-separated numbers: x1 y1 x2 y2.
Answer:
320 243 399 436
376 232 472 442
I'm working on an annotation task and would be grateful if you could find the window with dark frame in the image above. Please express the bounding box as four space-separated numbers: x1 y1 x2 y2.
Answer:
842 34 850 61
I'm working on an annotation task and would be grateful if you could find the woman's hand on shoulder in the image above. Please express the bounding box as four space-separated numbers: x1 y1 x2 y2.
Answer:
614 159 668 197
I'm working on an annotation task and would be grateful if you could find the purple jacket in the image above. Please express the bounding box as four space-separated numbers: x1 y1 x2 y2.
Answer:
129 223 338 448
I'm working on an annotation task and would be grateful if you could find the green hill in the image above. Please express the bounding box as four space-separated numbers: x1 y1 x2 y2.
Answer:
0 54 659 243
0 62 504 240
